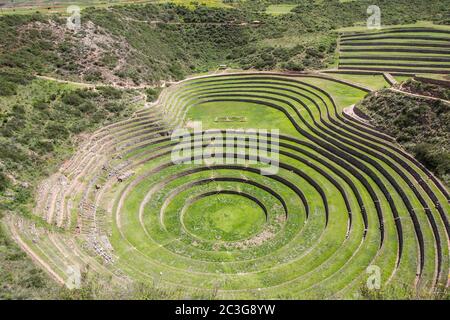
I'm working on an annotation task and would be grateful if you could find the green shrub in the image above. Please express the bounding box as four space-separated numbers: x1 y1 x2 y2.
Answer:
145 87 160 102
62 92 84 106
45 123 70 139
97 86 122 99
78 101 97 114
0 81 17 96
358 90 450 186
282 60 304 71
84 70 103 82
0 170 9 193
105 102 125 113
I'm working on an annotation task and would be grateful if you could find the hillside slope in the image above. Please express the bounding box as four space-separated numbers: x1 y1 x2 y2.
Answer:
0 78 144 299
357 90 449 186
2 1 449 87
0 4 337 87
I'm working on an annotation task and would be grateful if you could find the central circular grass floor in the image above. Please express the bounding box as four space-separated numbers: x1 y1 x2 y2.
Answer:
183 193 267 242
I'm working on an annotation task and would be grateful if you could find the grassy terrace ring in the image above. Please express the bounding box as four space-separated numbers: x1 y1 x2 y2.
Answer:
13 72 449 299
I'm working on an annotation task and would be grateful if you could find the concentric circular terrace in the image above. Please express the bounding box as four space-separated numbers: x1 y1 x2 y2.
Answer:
9 73 449 299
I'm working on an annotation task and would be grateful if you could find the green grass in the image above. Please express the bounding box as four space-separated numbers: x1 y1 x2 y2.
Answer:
186 100 298 136
419 73 450 81
265 4 297 16
394 75 413 82
322 73 390 90
183 193 267 241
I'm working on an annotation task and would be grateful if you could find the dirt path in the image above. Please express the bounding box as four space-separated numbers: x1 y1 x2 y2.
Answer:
342 104 370 124
383 73 398 86
117 13 258 27
36 74 153 90
36 75 95 88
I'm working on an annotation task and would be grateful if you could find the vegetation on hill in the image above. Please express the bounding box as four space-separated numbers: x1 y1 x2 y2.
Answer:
288 0 449 27
399 79 450 101
1 1 448 86
0 78 141 211
0 3 341 84
0 78 144 299
357 90 450 186
238 0 449 27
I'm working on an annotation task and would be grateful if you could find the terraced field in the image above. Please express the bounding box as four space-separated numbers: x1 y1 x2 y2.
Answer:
338 27 450 74
7 73 449 299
